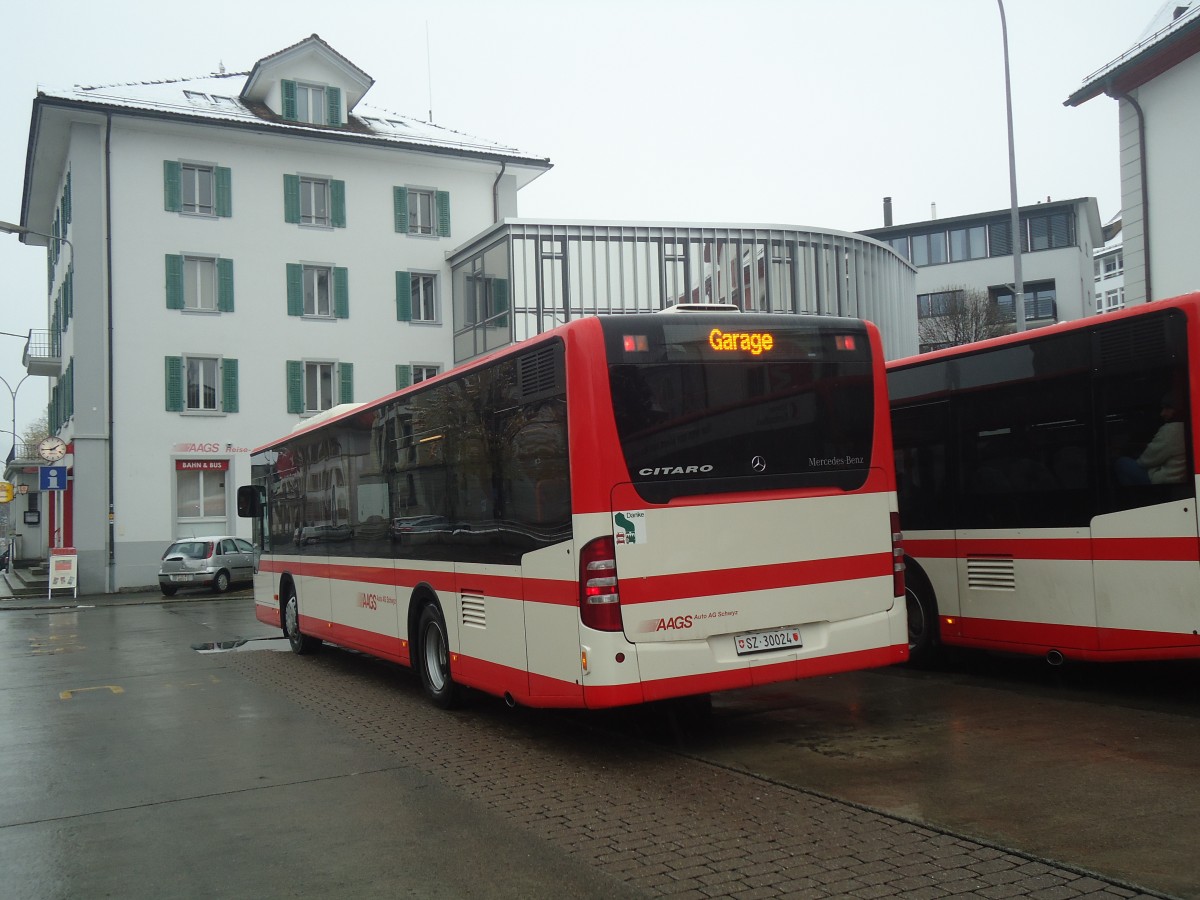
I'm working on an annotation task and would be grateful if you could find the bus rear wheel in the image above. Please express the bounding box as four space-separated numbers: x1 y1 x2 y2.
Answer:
417 602 459 709
905 574 939 666
283 585 321 655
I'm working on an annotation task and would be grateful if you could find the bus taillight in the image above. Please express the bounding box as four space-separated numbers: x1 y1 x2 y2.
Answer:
580 536 623 632
891 512 905 598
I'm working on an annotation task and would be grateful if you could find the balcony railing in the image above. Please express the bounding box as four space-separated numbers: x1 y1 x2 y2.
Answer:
22 329 60 377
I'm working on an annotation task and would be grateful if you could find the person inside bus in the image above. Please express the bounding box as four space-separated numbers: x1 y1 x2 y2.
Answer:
1115 392 1187 485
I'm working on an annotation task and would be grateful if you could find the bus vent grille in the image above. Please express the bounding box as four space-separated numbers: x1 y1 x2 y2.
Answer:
518 345 561 400
1098 315 1168 368
967 556 1016 591
461 595 487 629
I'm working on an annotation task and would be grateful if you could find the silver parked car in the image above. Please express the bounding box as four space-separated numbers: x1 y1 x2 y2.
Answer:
158 536 257 596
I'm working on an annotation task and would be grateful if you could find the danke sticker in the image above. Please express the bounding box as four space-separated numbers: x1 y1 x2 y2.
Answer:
613 510 647 545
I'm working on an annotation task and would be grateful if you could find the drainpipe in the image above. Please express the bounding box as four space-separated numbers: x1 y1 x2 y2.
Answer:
1106 85 1151 302
105 112 115 592
492 160 506 223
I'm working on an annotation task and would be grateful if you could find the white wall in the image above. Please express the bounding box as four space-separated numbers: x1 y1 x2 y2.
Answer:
1137 51 1200 301
97 116 505 587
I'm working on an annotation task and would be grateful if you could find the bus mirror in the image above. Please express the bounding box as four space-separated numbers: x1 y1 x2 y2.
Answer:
237 485 263 518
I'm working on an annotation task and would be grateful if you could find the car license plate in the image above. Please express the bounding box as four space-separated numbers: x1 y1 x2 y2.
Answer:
171 574 193 583
734 627 802 656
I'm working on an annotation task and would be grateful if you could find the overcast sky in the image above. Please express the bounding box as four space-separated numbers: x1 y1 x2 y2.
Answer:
0 0 1170 437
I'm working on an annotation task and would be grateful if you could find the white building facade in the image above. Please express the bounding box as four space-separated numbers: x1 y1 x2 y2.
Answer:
861 197 1103 351
1066 3 1200 304
15 36 550 593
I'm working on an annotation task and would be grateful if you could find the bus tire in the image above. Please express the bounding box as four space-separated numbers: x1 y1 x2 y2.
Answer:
283 584 321 655
904 565 939 666
417 601 459 709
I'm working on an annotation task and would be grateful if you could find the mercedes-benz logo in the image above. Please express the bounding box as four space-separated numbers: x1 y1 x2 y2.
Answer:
751 456 767 472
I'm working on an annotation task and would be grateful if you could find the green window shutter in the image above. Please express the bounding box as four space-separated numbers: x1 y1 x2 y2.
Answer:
331 179 346 228
327 86 342 126
283 174 300 224
338 362 354 404
393 187 408 232
65 171 72 223
163 160 182 212
395 271 412 321
333 267 349 319
395 365 411 391
215 166 232 217
217 258 235 312
436 190 451 237
164 356 184 412
281 79 297 121
65 269 73 320
222 358 239 413
165 254 184 309
286 263 304 316
286 361 304 413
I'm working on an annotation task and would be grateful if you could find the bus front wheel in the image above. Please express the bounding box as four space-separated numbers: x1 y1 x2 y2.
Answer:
283 585 322 655
417 602 460 709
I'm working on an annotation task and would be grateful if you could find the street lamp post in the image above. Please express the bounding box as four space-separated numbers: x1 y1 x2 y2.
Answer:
997 0 1025 332
0 374 32 462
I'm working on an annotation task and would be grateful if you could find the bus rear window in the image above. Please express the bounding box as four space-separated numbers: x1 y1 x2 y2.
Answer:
604 316 875 503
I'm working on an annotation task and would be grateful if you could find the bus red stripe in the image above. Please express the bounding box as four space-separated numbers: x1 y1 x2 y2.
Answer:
906 536 1199 562
620 552 893 605
943 615 1200 660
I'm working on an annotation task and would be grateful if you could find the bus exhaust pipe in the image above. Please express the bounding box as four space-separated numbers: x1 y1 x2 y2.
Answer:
1046 649 1064 667
503 692 517 708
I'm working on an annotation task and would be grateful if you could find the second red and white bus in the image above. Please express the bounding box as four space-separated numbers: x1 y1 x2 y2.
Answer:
890 292 1200 664
239 311 908 709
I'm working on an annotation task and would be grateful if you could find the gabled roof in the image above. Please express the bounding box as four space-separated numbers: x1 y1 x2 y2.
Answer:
1065 3 1200 106
33 72 549 164
241 33 373 112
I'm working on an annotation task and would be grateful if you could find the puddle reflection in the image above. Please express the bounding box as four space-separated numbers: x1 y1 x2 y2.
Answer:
192 637 291 654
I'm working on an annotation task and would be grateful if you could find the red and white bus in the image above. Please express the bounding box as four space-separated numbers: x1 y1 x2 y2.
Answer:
890 292 1200 665
238 312 907 709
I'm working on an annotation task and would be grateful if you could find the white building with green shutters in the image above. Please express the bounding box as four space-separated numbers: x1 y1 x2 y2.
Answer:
14 34 551 592
13 34 916 593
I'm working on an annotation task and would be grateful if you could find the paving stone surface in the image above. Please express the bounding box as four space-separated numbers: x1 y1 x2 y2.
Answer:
229 649 1170 900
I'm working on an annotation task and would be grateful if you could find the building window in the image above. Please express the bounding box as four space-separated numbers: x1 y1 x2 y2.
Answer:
163 161 231 217
1103 253 1122 278
948 225 986 262
1028 211 1074 251
409 189 434 234
1100 287 1125 313
182 164 214 215
287 264 348 318
394 186 451 237
186 356 220 411
166 255 234 312
300 178 329 226
304 266 332 317
184 256 217 311
176 468 226 520
164 356 238 413
281 79 342 126
413 274 437 322
917 290 963 319
889 237 910 262
306 362 334 411
287 360 353 414
992 281 1057 323
284 175 345 227
413 365 439 383
910 232 947 267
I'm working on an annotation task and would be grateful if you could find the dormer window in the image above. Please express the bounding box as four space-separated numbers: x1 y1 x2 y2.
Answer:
281 79 342 126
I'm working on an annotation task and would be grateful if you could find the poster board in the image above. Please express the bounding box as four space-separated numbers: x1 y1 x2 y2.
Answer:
49 547 78 599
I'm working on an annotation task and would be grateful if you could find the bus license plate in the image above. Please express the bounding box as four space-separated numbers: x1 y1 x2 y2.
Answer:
734 627 802 656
